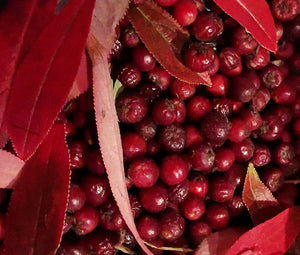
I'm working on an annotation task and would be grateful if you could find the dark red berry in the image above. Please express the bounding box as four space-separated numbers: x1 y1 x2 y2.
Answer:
67 184 86 213
211 97 233 117
151 98 177 125
139 184 168 212
191 11 224 41
159 124 187 152
209 176 235 202
205 203 230 230
117 63 141 88
187 95 211 121
230 137 255 162
139 82 162 103
214 147 235 171
189 173 209 198
226 195 246 216
160 154 190 185
135 115 157 141
137 215 160 241
132 45 156 71
246 46 270 70
219 47 242 76
260 63 285 89
180 194 205 220
229 75 257 103
261 167 284 192
121 132 147 161
172 0 198 26
275 183 298 208
168 179 190 204
57 239 88 255
81 175 111 207
127 157 160 188
231 26 258 55
159 209 185 241
69 140 87 170
121 26 140 48
171 98 187 124
200 110 230 147
188 220 211 244
251 144 271 167
129 194 142 219
258 112 284 141
206 73 228 97
72 205 99 235
271 79 296 105
225 162 246 188
84 149 106 175
147 65 171 90
273 142 295 166
116 92 148 123
252 86 271 111
271 0 300 21
189 143 215 171
170 80 196 100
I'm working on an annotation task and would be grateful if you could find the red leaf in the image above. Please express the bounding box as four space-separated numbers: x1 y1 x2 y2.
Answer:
0 149 24 188
212 0 277 52
87 33 153 255
194 227 247 255
5 0 95 160
225 207 300 255
67 52 90 101
242 163 280 225
127 0 211 85
3 124 70 255
0 0 56 131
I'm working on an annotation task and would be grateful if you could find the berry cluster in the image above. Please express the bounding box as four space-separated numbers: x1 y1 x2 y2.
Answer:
60 0 300 253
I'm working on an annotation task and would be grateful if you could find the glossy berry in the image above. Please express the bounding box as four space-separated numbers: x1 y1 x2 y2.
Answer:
285 14 300 42
168 179 190 204
147 65 171 90
251 144 271 167
260 63 285 89
209 176 235 202
186 95 211 121
214 147 235 171
189 174 208 198
225 162 246 188
271 0 300 21
230 137 255 162
160 154 190 185
69 140 87 170
206 73 228 97
67 184 86 213
170 80 196 100
191 11 224 41
261 167 284 192
57 240 88 255
229 75 257 103
171 98 187 123
218 47 242 76
81 175 111 207
211 97 233 117
240 108 262 132
258 113 284 141
116 92 148 123
205 203 230 230
121 26 140 48
184 43 216 72
172 0 198 26
200 110 230 147
137 215 160 241
252 86 271 111
189 143 215 171
72 205 99 235
159 124 187 152
273 142 295 166
117 63 141 88
184 124 203 147
139 83 162 103
151 98 177 125
180 195 205 220
132 45 156 71
228 118 250 142
159 209 185 241
271 80 296 105
121 132 147 161
127 157 160 188
98 199 126 231
231 26 258 55
226 195 246 216
139 184 168 212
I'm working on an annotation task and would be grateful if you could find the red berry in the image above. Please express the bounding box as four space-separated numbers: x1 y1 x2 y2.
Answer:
227 195 246 216
206 73 229 97
168 179 190 204
252 86 271 111
159 124 187 152
187 95 211 121
180 195 205 220
69 140 87 170
189 173 209 198
121 132 147 161
228 118 251 142
137 215 160 241
117 63 141 88
271 79 296 104
214 147 236 171
246 46 270 70
184 124 203 147
151 98 177 125
230 137 255 162
229 75 257 103
67 184 86 213
205 203 230 230
72 205 99 235
84 149 106 175
219 47 242 76
160 154 190 185
188 220 211 244
189 143 215 171
121 26 140 48
172 0 198 26
209 176 235 202
132 45 156 71
240 108 262 132
147 65 172 90
170 80 196 100
140 184 168 212
261 167 284 192
135 115 157 141
251 144 271 167
231 26 258 55
271 0 300 21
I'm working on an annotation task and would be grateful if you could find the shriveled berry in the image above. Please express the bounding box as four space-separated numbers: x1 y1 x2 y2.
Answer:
127 157 160 188
159 124 186 152
273 142 295 166
200 110 230 147
219 47 242 76
160 154 190 185
252 86 271 111
117 63 141 88
168 179 190 204
251 144 271 167
271 0 300 21
139 82 162 103
116 92 148 123
260 63 285 89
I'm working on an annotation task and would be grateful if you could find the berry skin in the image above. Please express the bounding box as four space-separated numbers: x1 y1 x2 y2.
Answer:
228 118 251 143
151 98 177 125
160 154 190 185
189 143 215 172
251 144 271 167
206 73 229 97
219 47 242 76
187 95 211 121
205 203 230 230
168 179 190 204
229 75 257 103
135 115 157 141
117 63 141 88
159 124 187 153
271 0 300 21
209 176 235 203
147 65 171 90
224 162 246 188
261 167 284 192
137 215 160 241
121 132 147 161
67 184 86 213
170 80 196 100
139 184 168 213
127 157 160 188
246 46 270 70
132 45 156 72
191 11 224 41
188 220 212 244
214 147 236 171
189 173 208 198
172 0 198 26
230 137 255 162
258 112 284 141
231 26 258 55
116 92 148 124
180 195 205 220
69 140 87 170
72 205 99 235
227 195 246 216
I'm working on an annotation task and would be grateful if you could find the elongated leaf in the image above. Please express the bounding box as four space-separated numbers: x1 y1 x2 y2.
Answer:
0 0 56 133
242 163 280 225
212 0 277 52
194 227 247 255
87 33 153 255
67 52 90 101
4 124 70 255
5 0 95 160
0 149 24 188
127 0 211 85
226 207 300 255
